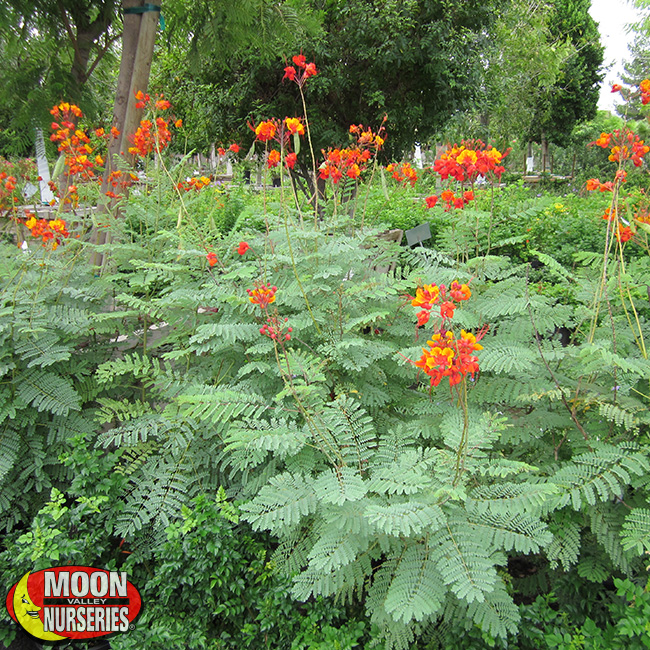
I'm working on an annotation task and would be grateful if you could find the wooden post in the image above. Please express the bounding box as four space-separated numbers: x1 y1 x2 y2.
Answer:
119 2 160 166
571 152 576 179
92 0 160 270
103 0 143 179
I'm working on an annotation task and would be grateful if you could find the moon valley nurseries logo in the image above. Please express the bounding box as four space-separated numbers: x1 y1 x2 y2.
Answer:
5 566 141 641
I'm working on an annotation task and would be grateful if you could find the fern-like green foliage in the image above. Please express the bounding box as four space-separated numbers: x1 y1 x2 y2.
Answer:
3 173 650 650
621 508 650 555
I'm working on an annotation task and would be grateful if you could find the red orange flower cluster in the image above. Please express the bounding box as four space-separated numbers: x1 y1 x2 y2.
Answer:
432 140 508 183
318 122 385 183
128 118 172 158
255 120 278 142
127 91 179 158
49 103 102 185
267 149 281 168
252 117 305 170
387 162 418 187
285 117 305 136
588 82 650 250
23 212 70 249
104 170 137 199
410 280 472 328
260 315 292 341
206 252 218 266
641 79 650 105
247 283 277 309
414 329 482 388
349 123 385 151
178 176 211 192
217 144 240 156
49 102 123 206
238 241 250 255
616 225 633 242
261 146 295 170
319 147 371 183
590 128 650 168
426 189 475 211
134 90 171 111
283 54 318 88
0 172 18 211
407 280 482 388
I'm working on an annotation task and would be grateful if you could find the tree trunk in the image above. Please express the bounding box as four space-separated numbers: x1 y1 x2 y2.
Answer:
541 132 549 174
92 0 159 270
103 0 152 177
526 142 534 174
59 0 117 90
120 6 159 162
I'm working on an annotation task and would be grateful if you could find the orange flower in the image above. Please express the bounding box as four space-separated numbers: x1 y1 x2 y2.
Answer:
413 327 482 388
411 284 440 310
24 214 69 247
285 117 305 136
206 252 218 266
303 62 318 78
175 119 183 128
237 241 250 255
611 83 622 93
586 178 600 191
255 120 277 142
440 301 456 319
616 224 633 242
641 79 650 104
134 90 150 109
456 148 478 165
425 195 438 208
247 283 277 309
267 149 281 168
128 117 172 157
389 162 418 187
347 164 361 179
155 97 171 110
229 143 240 153
285 54 317 87
285 152 298 169
449 281 471 302
416 310 430 327
594 132 612 148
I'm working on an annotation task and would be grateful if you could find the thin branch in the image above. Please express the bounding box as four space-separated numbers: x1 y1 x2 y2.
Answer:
85 30 122 80
525 266 591 446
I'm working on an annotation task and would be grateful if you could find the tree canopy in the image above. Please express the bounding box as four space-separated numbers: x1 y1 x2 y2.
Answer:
0 0 121 154
524 0 604 147
152 0 506 159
